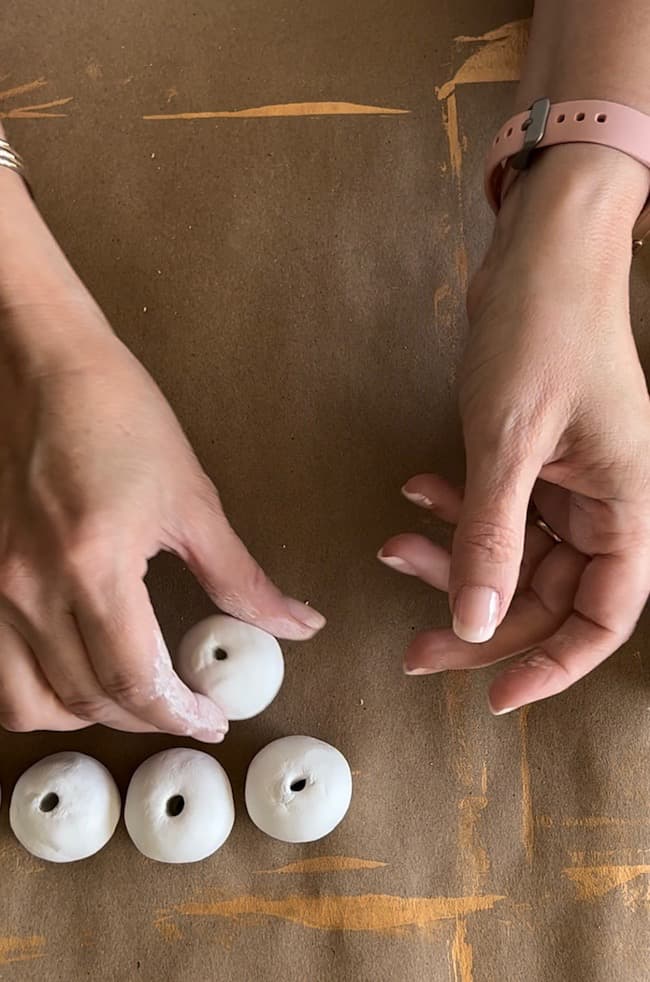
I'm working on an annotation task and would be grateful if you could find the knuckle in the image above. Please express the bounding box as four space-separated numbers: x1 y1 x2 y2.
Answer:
460 519 520 565
0 559 32 609
61 694 111 722
101 670 152 709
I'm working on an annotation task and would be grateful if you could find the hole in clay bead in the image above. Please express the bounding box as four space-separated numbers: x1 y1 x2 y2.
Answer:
290 778 307 793
213 647 228 661
576 112 585 121
596 113 607 123
557 114 566 123
40 792 59 813
166 795 185 817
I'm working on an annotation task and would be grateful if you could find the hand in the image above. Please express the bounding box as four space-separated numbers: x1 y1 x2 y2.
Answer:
379 145 650 714
0 178 324 737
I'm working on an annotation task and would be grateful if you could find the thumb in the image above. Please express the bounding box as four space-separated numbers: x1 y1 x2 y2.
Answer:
180 485 326 641
450 447 539 644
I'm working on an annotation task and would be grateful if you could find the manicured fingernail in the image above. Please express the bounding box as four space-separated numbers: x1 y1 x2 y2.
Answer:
195 727 228 742
377 551 416 574
489 704 518 716
286 598 326 631
453 587 500 643
401 487 433 508
404 666 433 676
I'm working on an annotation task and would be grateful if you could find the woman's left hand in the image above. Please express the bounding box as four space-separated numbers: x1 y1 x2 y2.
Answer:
379 145 650 714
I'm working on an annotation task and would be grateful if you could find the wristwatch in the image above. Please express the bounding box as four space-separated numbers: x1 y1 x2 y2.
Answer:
484 99 650 250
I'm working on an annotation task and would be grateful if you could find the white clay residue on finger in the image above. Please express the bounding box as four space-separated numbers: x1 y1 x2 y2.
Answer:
9 752 121 863
245 735 352 843
124 748 234 863
176 615 284 721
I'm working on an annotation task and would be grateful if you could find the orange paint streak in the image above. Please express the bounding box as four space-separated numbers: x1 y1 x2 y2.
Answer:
433 283 452 323
458 796 490 886
259 856 387 875
538 815 649 829
564 865 650 901
0 936 45 965
445 674 473 789
436 20 530 101
143 102 411 120
450 918 474 982
169 893 503 934
454 245 468 294
441 92 462 184
153 918 184 942
1 97 73 119
0 79 48 102
519 706 534 865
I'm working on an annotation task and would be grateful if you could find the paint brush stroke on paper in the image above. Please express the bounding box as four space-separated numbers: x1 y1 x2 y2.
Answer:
258 856 387 875
0 935 45 966
564 865 650 900
436 19 530 188
0 77 72 119
143 102 411 121
166 893 504 934
437 20 530 101
450 918 474 982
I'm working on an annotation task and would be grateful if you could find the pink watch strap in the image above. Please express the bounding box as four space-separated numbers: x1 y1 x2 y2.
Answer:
485 99 650 247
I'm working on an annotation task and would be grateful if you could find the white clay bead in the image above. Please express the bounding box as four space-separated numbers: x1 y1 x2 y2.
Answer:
9 752 120 863
177 615 284 721
245 736 352 843
124 748 234 864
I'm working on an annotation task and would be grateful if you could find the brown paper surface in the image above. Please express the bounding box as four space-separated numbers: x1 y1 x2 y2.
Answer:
1 3 649 980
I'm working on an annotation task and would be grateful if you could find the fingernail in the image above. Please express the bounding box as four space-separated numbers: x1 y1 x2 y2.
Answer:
401 487 433 508
377 551 416 574
453 587 500 643
195 727 228 743
286 598 326 631
489 704 518 716
404 666 434 676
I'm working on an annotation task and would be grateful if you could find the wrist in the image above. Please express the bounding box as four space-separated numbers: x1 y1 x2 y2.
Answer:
0 165 88 308
495 143 649 264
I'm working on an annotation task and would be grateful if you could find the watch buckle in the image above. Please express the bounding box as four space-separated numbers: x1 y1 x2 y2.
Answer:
511 98 551 171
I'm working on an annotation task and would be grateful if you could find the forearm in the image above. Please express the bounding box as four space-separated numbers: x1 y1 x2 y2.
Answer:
0 124 108 365
519 0 650 112
0 122 88 309
503 1 650 245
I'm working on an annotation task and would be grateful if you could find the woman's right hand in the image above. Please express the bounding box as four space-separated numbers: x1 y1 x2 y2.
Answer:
0 170 324 739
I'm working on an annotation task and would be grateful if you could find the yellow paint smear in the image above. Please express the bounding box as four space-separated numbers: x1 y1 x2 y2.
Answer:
434 283 451 321
519 706 534 865
458 796 490 886
0 78 48 102
450 918 474 982
0 98 73 120
259 856 387 875
445 674 473 789
143 102 411 120
437 20 530 101
538 815 648 829
441 91 462 183
564 865 650 901
154 918 184 942
170 893 503 934
0 936 45 966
